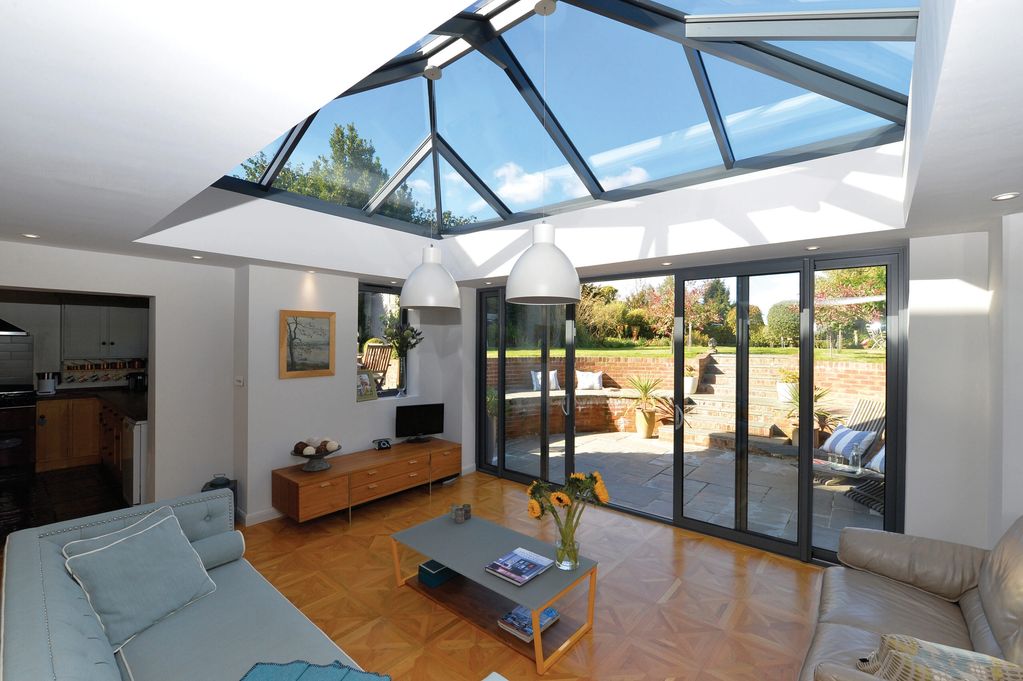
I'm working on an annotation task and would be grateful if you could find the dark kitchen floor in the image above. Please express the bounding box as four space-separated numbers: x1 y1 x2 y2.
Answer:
0 465 127 542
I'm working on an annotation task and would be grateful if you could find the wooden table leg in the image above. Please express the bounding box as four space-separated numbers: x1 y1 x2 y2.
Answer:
532 608 545 674
533 566 598 674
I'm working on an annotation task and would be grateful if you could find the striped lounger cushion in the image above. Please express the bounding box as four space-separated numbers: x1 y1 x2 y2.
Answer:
820 425 876 462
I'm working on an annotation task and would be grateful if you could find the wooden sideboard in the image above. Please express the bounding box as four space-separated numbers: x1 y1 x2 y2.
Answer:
271 439 461 523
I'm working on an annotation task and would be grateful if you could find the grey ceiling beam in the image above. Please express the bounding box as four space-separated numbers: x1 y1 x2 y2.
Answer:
684 10 917 41
563 0 907 125
347 59 430 96
427 80 444 237
258 115 314 188
363 136 433 215
435 134 513 219
684 46 734 170
474 35 604 198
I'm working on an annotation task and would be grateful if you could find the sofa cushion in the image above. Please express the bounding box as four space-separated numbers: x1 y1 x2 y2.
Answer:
962 587 1005 659
980 515 1023 664
857 634 1023 680
818 567 973 649
191 530 246 570
65 513 216 650
62 506 173 559
798 622 881 681
117 559 358 681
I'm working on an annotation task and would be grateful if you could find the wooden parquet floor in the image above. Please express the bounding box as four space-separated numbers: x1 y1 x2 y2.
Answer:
242 473 822 681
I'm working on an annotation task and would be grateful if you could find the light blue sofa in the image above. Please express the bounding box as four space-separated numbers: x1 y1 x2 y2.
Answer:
2 490 359 681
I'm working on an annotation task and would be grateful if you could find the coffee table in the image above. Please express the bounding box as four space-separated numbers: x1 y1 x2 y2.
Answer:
391 516 598 674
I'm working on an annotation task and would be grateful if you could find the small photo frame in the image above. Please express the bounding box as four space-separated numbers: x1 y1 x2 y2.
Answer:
279 310 336 379
356 370 378 402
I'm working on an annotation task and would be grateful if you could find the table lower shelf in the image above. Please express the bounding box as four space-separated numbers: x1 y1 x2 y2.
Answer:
403 572 587 662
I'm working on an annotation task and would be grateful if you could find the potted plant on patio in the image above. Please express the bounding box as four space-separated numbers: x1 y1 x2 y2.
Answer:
485 387 499 465
683 364 698 396
627 376 662 439
784 384 838 447
776 368 799 402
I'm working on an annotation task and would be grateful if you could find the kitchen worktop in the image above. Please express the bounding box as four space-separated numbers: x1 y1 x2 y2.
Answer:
37 388 148 422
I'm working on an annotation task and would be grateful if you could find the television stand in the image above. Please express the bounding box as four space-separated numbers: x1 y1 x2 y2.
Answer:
405 435 432 443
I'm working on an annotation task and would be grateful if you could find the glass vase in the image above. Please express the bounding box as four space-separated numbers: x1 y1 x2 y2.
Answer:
555 538 579 571
397 356 407 397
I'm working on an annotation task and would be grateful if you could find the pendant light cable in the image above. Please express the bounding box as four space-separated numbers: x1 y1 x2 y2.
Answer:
542 8 547 222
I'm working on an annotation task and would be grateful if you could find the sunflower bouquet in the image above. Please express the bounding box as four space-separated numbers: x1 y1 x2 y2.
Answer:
527 471 610 570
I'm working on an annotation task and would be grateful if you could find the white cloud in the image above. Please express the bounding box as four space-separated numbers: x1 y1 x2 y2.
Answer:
492 161 588 206
599 166 650 191
406 178 432 204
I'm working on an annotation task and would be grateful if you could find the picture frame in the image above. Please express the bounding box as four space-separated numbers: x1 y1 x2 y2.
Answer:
356 370 378 402
279 310 336 379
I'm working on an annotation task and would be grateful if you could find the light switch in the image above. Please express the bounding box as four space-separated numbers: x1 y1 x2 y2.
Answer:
234 376 245 387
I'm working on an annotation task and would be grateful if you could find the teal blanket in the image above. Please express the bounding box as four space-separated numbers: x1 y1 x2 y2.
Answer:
241 661 390 681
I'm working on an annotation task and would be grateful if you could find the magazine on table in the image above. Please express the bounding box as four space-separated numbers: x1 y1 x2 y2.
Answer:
497 605 560 642
485 547 554 586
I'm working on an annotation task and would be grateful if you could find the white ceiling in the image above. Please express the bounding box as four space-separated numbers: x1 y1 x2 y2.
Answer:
904 0 1023 233
0 0 467 255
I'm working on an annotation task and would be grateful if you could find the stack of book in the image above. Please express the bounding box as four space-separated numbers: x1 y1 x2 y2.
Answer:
484 547 554 586
497 605 560 643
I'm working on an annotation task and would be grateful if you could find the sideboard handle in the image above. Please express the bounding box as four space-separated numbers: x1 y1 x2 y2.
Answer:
319 482 331 488
368 483 379 489
367 470 377 476
408 459 418 464
409 472 418 478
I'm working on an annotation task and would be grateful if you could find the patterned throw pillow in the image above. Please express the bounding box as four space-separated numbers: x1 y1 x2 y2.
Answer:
821 425 876 462
857 634 1023 680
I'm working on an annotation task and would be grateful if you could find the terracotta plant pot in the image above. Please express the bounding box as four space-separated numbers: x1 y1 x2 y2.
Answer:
635 408 658 438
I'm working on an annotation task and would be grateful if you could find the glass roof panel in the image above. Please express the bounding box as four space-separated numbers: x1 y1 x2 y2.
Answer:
503 4 722 189
272 78 429 211
439 156 499 231
377 156 436 227
701 53 891 159
663 0 917 12
435 50 587 213
226 132 287 182
396 34 442 59
768 41 914 94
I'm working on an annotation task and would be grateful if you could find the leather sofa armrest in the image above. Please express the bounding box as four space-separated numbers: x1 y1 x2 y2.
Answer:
814 663 881 681
838 528 989 601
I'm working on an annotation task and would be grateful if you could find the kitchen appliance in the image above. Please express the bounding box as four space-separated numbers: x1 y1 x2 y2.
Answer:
0 329 37 487
36 371 59 396
121 417 147 505
126 372 147 393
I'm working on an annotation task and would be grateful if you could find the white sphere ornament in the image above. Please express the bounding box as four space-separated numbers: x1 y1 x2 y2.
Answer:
506 222 580 305
400 244 460 310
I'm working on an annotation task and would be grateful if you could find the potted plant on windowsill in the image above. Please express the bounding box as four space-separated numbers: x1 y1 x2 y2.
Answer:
776 368 799 402
683 364 698 396
627 376 662 439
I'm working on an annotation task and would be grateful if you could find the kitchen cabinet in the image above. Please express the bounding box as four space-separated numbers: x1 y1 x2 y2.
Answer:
62 305 148 359
99 403 121 475
36 398 100 472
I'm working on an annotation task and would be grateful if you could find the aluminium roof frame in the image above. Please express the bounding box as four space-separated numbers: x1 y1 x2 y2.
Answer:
217 0 918 239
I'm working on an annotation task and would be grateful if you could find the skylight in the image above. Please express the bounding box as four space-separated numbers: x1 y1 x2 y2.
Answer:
218 0 917 238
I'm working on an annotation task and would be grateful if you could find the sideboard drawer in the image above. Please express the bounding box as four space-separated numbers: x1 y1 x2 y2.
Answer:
298 477 349 521
431 448 461 480
350 456 429 486
350 469 426 505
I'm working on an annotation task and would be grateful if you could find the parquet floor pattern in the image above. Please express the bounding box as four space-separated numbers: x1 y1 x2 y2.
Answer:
242 473 822 681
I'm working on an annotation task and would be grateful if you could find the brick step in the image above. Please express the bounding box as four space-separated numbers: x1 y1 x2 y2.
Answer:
696 385 778 399
682 419 778 438
699 374 784 388
674 428 796 458
705 355 798 366
685 404 788 420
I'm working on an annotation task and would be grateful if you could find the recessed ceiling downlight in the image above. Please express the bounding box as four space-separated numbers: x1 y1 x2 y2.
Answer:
20 233 40 239
191 255 204 260
992 192 1021 201
805 246 820 251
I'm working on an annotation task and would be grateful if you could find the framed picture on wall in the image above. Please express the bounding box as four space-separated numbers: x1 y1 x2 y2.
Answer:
279 310 336 379
356 370 378 402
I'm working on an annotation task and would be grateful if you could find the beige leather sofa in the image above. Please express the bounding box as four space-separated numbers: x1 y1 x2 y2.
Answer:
800 517 1023 680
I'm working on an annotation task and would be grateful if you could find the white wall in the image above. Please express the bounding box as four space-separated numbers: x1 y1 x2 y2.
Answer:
905 232 993 546
0 302 61 373
234 265 466 524
0 241 235 500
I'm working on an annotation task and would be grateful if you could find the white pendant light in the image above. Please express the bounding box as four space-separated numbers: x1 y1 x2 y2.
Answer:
506 221 580 305
400 244 460 310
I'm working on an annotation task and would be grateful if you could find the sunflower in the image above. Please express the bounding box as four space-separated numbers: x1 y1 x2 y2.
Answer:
570 472 586 481
527 498 542 519
592 470 604 484
527 481 538 496
550 491 572 508
594 481 610 504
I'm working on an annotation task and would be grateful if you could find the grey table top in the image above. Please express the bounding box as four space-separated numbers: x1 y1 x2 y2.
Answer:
392 515 597 611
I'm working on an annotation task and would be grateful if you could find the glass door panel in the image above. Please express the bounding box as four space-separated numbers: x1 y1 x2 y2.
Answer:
812 265 888 552
746 272 801 541
572 276 675 519
503 304 543 479
481 293 500 469
680 277 737 529
547 305 567 485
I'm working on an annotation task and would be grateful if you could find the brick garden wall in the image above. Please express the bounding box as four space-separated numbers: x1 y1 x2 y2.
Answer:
487 355 675 392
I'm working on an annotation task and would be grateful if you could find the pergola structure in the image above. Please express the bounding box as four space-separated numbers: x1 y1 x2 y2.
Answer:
216 0 917 238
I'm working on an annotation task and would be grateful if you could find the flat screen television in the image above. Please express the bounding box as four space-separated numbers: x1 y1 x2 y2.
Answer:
395 403 444 442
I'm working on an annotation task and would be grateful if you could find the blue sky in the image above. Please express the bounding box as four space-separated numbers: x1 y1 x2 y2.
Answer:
228 0 914 223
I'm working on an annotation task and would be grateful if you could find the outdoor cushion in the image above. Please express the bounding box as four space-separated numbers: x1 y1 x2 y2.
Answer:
817 567 973 649
866 445 885 473
64 512 216 650
62 505 173 559
530 369 560 391
576 370 603 390
857 633 1023 680
979 515 1023 664
117 559 358 681
821 425 876 461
